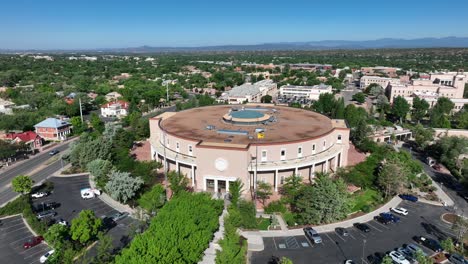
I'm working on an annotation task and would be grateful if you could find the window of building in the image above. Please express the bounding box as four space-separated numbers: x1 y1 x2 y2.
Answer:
323 140 326 150
281 149 286 160
337 134 342 143
298 146 302 158
176 142 180 152
280 176 285 184
261 150 267 162
312 144 316 154
188 145 193 155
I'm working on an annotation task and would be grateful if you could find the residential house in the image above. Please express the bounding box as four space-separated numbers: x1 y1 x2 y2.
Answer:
3 131 43 150
34 118 72 141
101 100 129 118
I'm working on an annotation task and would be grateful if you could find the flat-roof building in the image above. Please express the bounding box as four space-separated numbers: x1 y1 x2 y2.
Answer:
279 84 332 100
220 80 277 104
149 104 350 200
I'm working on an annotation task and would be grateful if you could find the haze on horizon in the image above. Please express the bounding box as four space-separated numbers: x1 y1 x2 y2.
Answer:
3 0 468 50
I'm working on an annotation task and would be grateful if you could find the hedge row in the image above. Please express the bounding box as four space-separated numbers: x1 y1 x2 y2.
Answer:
115 192 224 263
0 195 47 235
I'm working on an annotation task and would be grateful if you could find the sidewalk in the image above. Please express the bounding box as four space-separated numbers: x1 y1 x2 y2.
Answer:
199 208 228 264
241 196 402 251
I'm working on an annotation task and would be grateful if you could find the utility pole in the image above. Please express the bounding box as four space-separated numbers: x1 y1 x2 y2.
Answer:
166 83 169 106
79 97 83 123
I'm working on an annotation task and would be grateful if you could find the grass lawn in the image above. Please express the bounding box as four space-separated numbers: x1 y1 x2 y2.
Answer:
256 217 271 230
350 188 383 213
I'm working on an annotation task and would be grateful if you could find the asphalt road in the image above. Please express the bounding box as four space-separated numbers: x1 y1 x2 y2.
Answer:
0 142 72 206
0 215 50 264
252 201 455 264
401 143 468 217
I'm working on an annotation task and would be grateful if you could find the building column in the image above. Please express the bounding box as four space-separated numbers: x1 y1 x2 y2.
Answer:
311 163 315 180
274 169 278 192
176 161 179 174
295 167 299 176
191 166 195 187
203 178 207 191
226 180 230 193
325 160 329 172
214 180 219 193
334 155 338 171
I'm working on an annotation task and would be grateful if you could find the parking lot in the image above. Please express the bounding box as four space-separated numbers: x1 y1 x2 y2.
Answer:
251 201 456 264
0 215 50 264
30 175 137 259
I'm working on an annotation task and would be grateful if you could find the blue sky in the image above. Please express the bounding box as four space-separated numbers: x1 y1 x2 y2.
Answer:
2 0 468 49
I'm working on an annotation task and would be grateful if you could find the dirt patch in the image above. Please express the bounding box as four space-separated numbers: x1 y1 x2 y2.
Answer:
442 213 459 224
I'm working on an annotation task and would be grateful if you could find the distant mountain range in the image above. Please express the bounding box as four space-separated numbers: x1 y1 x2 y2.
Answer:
2 37 468 53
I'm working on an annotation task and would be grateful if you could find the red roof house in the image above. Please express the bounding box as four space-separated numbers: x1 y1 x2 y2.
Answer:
4 131 43 150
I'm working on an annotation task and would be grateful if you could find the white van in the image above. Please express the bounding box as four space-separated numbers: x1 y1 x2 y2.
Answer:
80 188 101 199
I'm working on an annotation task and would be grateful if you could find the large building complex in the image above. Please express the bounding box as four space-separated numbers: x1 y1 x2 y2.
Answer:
220 80 277 104
279 84 332 100
361 66 401 78
149 104 350 199
359 75 403 89
387 71 468 111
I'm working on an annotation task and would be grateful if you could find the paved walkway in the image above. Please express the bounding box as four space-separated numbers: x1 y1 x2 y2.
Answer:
241 196 402 251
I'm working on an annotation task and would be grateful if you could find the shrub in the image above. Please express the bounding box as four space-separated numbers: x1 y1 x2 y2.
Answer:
282 212 296 227
237 200 257 229
0 195 29 217
264 200 287 214
137 184 166 213
361 204 372 213
216 211 247 264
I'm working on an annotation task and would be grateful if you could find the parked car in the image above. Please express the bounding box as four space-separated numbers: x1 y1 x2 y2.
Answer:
344 260 356 264
23 236 44 249
390 207 408 216
36 210 56 220
405 243 426 256
111 212 129 222
374 215 391 225
367 254 383 264
303 227 322 244
335 227 349 236
388 251 410 264
49 149 59 156
413 236 443 252
31 192 48 199
449 253 468 264
57 218 68 226
380 212 400 223
353 223 370 233
396 247 415 262
399 194 418 202
40 250 55 263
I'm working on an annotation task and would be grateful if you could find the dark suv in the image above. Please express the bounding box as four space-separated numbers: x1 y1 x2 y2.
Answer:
374 215 391 225
354 223 370 232
413 236 443 252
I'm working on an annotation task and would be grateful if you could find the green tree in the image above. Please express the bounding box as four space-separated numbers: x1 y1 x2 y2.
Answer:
433 97 455 115
334 97 345 119
44 224 69 250
261 95 272 103
256 181 272 206
381 256 393 264
414 249 432 264
344 104 368 128
279 257 294 264
105 170 144 203
90 113 105 134
352 92 366 104
351 118 370 147
410 124 434 148
229 179 244 206
455 110 468 129
412 97 430 123
280 174 304 209
70 116 87 135
295 174 350 224
70 210 102 244
369 85 384 97
168 171 189 197
391 96 410 123
137 184 166 213
94 232 114 264
87 159 114 189
440 238 455 253
377 158 408 198
313 93 337 117
12 175 33 194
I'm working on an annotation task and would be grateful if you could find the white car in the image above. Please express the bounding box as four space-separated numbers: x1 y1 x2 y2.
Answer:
31 192 48 199
389 251 410 264
40 249 55 263
57 219 68 226
391 207 408 216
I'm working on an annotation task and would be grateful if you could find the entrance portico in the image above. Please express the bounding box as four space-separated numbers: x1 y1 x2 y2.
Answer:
203 176 237 194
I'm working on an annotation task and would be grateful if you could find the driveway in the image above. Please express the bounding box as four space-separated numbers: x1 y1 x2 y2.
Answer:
0 215 50 264
251 201 456 264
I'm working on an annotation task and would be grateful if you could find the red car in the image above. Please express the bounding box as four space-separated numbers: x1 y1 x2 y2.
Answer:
23 236 44 249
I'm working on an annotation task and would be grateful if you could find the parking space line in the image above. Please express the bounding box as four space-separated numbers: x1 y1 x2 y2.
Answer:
372 220 390 230
367 222 383 232
361 258 370 264
334 231 346 242
3 226 26 236
9 235 32 245
24 248 49 259
272 237 277 250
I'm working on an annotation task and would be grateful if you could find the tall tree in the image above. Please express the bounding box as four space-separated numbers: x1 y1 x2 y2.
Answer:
333 97 345 119
137 184 166 213
295 174 350 224
229 179 244 206
391 96 410 123
90 113 105 134
168 171 189 197
70 210 103 244
256 181 273 206
352 92 366 104
377 158 408 198
44 224 69 250
312 93 336 117
280 174 304 209
410 124 434 148
12 175 33 194
105 170 144 203
412 97 430 123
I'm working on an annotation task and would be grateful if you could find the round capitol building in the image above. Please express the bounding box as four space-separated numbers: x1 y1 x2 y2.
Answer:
149 104 350 198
